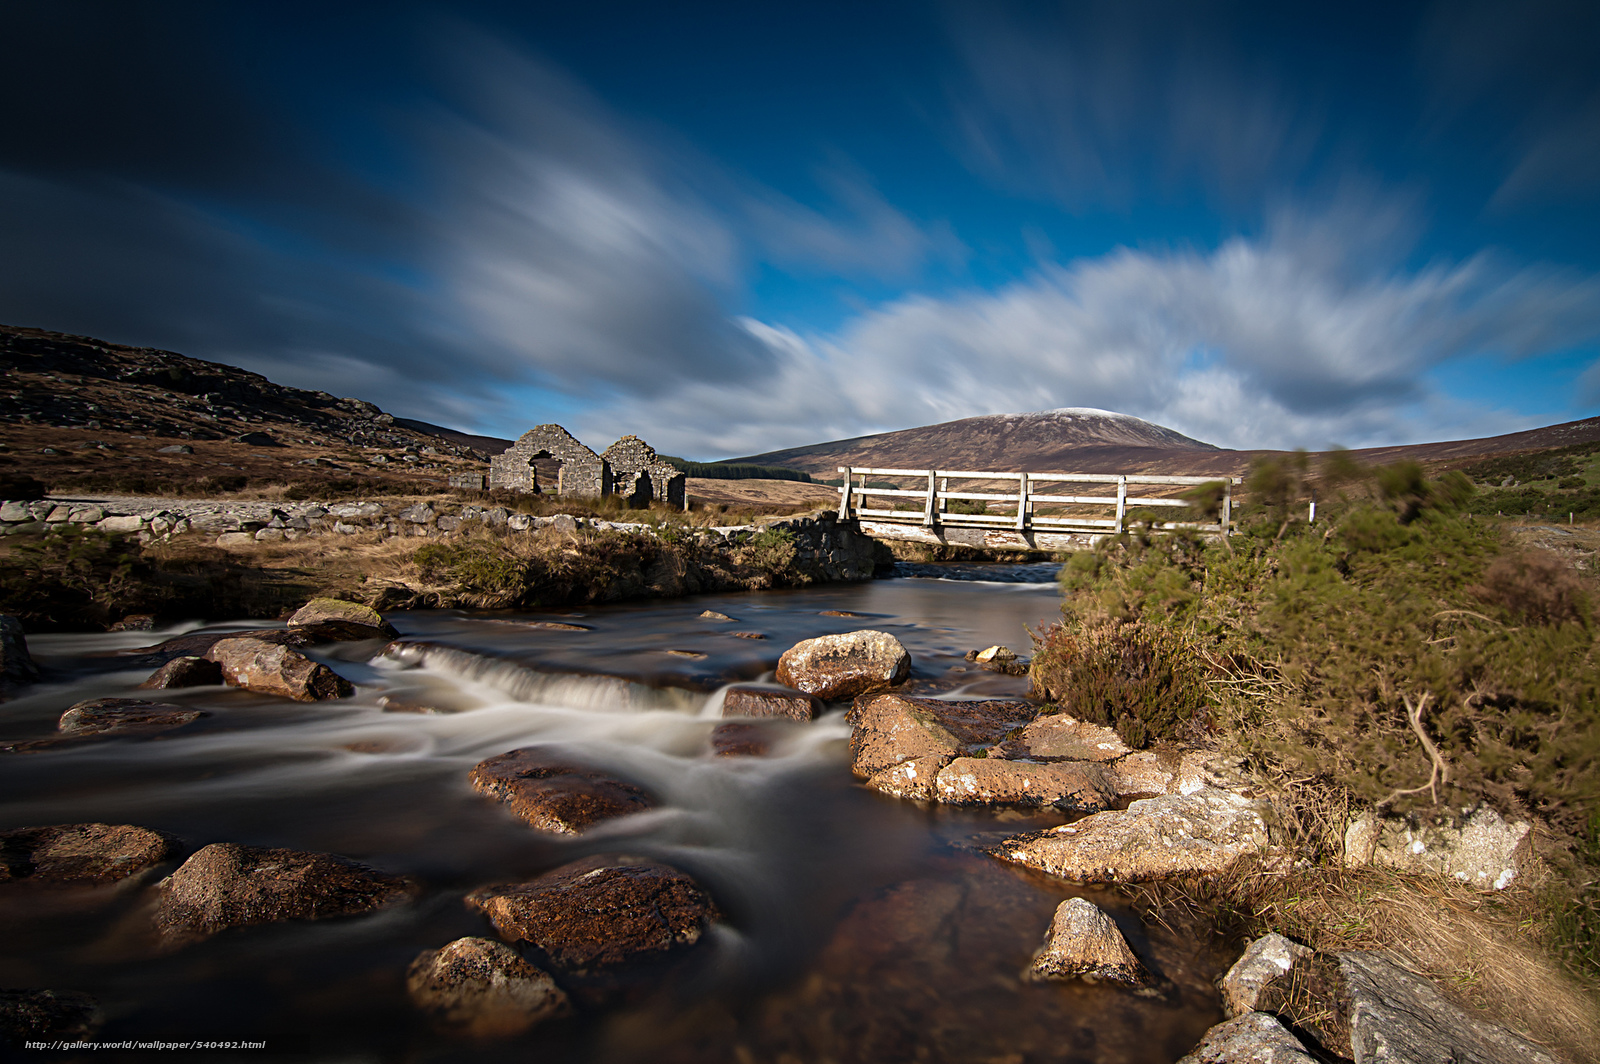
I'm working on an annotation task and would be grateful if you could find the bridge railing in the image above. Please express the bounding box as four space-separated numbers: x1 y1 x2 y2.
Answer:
836 467 1236 536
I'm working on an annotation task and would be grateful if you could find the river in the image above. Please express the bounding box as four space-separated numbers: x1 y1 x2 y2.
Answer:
0 564 1227 1062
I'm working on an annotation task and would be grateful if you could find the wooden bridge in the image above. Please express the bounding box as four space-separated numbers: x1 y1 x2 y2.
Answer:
835 466 1236 551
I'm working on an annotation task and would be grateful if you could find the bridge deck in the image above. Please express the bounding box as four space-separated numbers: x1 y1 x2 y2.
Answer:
836 466 1235 550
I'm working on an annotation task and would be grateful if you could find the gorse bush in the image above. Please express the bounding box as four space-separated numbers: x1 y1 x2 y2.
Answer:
1030 621 1210 748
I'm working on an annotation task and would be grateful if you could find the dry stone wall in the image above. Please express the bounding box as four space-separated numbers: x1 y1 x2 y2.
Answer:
488 425 609 497
601 435 686 509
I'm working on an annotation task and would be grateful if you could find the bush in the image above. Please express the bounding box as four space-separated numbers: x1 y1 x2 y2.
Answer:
1029 620 1211 748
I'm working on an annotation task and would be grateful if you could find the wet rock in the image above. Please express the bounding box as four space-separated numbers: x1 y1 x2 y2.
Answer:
138 655 225 689
287 597 398 638
850 694 1039 800
699 610 734 621
0 989 100 1042
467 856 718 974
377 695 438 714
721 684 821 722
730 631 767 640
934 757 1116 812
468 749 652 834
775 629 911 700
987 787 1276 883
710 721 773 757
1339 950 1559 1064
997 713 1131 762
406 936 571 1039
153 842 415 946
1343 804 1531 890
1025 897 1147 986
1220 933 1316 1018
205 636 355 701
0 615 41 698
56 698 207 737
0 823 178 883
109 614 157 631
1176 1012 1318 1064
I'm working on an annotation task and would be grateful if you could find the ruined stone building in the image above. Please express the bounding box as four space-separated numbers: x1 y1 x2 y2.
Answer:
487 425 685 508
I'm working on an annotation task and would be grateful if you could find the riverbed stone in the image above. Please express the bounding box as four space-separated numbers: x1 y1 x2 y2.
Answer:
849 694 1039 800
0 823 178 883
1025 897 1147 986
935 757 1117 812
56 698 207 737
1176 1012 1319 1064
406 936 571 1039
138 655 225 689
466 856 718 974
997 713 1131 762
986 787 1276 883
0 614 41 697
710 721 774 757
153 842 415 946
0 989 101 1042
721 685 821 722
1220 933 1317 1018
205 636 355 701
1342 804 1531 890
775 629 911 700
287 597 398 638
468 749 653 834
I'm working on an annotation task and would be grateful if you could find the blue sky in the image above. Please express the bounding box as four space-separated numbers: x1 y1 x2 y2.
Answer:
3 1 1599 458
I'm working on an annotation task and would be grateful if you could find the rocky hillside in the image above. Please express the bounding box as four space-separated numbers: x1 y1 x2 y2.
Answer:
0 324 503 491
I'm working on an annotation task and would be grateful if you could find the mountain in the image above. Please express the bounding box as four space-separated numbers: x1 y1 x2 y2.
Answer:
729 407 1219 476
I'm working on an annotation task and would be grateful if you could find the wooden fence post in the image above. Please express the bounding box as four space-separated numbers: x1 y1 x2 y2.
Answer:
1115 476 1127 533
1221 479 1232 536
1015 472 1029 531
938 477 948 515
924 470 938 527
837 467 852 520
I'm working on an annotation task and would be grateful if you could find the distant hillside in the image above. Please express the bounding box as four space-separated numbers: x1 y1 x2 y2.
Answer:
730 407 1218 477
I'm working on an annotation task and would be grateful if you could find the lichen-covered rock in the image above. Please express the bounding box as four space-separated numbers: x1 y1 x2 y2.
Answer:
0 989 100 1042
205 636 354 701
0 614 41 699
153 843 415 946
138 655 225 689
466 856 718 974
721 685 821 722
468 749 652 834
287 597 398 638
996 713 1131 762
776 630 910 700
56 698 207 737
849 695 963 785
1220 933 1316 1018
0 823 178 883
1024 897 1146 986
934 757 1117 813
1107 750 1177 799
1175 1012 1319 1064
1342 804 1531 890
864 755 951 802
406 936 570 1039
987 787 1275 883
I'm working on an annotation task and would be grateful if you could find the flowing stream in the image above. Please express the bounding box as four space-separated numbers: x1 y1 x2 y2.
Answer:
1 565 1228 1062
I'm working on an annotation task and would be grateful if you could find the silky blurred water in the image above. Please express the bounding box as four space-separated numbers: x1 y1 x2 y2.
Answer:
0 571 1226 1062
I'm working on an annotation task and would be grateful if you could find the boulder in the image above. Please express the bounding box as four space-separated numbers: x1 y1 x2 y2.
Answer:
287 597 398 638
1024 897 1147 986
138 655 225 689
399 503 436 524
0 823 178 883
1339 950 1559 1064
1219 936 1350 1055
850 694 1038 801
406 936 571 1039
56 698 207 737
0 989 100 1042
775 630 911 700
1342 804 1531 890
0 614 41 697
215 531 256 549
468 749 652 834
699 610 734 621
1175 1012 1318 1064
997 713 1131 763
96 515 145 534
152 842 415 946
710 721 773 757
466 856 718 974
721 685 821 722
934 757 1117 813
205 636 354 701
1220 933 1316 1018
986 787 1275 883
1107 750 1177 799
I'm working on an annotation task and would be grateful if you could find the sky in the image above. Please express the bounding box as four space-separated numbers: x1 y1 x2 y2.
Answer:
3 1 1600 459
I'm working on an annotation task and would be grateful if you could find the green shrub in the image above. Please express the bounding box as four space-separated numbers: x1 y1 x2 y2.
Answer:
1029 620 1211 748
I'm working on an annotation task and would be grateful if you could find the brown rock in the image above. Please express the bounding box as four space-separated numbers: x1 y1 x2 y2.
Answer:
153 842 415 946
722 685 821 722
0 989 100 1042
287 597 398 638
864 755 950 801
0 823 178 883
849 694 1039 797
468 749 652 834
987 787 1276 883
730 631 767 640
710 721 773 757
775 630 910 700
205 636 354 701
698 610 734 621
467 856 718 974
998 713 1131 762
56 698 207 737
934 757 1116 812
1107 750 1177 799
406 936 571 1039
1025 897 1147 986
138 655 225 689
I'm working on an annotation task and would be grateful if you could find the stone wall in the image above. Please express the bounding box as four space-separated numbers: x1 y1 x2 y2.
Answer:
601 435 686 509
488 425 609 497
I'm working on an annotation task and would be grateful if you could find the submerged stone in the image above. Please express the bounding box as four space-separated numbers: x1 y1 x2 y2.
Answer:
0 823 178 883
406 936 571 1039
56 698 206 737
721 684 821 722
468 749 653 834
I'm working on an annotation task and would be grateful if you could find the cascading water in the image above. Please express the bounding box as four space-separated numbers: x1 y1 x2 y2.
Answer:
0 568 1229 1062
